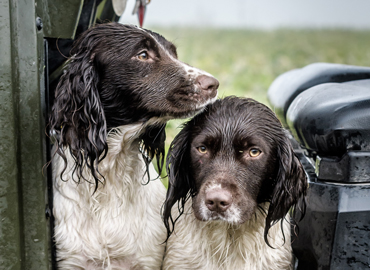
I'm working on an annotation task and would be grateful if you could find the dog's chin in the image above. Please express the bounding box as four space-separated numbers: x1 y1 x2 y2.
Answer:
163 99 216 120
192 202 258 225
195 214 245 225
162 88 218 119
169 107 206 119
193 207 249 225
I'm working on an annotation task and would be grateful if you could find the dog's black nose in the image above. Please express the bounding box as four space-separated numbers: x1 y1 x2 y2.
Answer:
205 189 232 212
196 75 219 97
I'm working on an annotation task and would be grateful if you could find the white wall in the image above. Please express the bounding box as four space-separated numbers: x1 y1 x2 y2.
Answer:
119 0 370 29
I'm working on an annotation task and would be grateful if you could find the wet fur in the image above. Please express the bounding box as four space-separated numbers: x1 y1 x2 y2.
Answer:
49 23 218 269
163 97 307 270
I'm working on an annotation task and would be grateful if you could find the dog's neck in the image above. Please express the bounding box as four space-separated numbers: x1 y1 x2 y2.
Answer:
173 202 291 268
105 123 145 161
100 123 154 185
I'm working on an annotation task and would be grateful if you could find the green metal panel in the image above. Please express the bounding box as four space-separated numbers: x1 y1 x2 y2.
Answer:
42 0 84 39
0 0 23 268
0 0 121 268
0 0 50 269
18 0 50 268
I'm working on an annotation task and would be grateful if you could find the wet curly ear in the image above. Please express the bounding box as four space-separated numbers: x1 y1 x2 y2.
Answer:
49 38 107 192
139 123 166 182
264 135 308 247
162 123 196 241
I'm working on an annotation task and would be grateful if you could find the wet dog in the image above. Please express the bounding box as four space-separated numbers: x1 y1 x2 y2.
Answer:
163 97 307 270
49 23 218 269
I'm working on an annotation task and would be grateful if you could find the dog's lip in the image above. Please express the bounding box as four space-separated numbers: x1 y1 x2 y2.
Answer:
193 201 249 224
176 85 198 95
165 107 205 119
198 212 245 224
177 84 217 96
162 87 217 119
209 212 225 220
165 97 216 118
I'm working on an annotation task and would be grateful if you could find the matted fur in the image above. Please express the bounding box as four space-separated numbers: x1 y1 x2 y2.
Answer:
49 23 218 269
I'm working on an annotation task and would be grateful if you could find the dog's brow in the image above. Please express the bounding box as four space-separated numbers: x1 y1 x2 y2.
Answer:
143 30 191 65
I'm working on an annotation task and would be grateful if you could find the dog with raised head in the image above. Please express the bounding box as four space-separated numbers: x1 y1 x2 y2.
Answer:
49 23 218 269
163 96 307 270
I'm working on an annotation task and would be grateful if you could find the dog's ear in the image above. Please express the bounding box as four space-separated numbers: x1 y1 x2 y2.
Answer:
139 124 166 181
163 123 195 240
49 40 107 192
264 135 308 246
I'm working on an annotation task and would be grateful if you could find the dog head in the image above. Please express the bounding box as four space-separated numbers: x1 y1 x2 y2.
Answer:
163 96 307 245
49 23 219 189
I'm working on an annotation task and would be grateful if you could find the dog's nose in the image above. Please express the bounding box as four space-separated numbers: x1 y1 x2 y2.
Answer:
196 75 219 97
205 189 232 212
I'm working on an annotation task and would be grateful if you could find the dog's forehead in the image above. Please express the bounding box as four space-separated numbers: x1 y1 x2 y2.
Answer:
145 30 173 47
101 25 176 56
141 28 177 57
192 104 279 146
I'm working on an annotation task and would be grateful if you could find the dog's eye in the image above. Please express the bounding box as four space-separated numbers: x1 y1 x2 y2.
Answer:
197 146 207 154
137 51 148 60
249 148 261 157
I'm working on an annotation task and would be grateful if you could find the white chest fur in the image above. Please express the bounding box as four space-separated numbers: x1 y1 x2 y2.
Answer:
163 202 293 270
52 125 166 269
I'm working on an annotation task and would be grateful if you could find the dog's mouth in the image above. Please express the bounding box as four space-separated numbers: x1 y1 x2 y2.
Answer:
163 73 219 116
192 199 246 225
192 189 257 225
141 75 218 120
163 90 218 119
196 208 245 225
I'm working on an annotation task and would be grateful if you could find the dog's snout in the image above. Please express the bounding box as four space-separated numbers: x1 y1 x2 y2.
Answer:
196 75 219 96
205 189 232 212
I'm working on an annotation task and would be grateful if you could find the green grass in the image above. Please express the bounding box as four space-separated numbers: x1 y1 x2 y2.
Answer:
149 28 370 182
151 28 370 142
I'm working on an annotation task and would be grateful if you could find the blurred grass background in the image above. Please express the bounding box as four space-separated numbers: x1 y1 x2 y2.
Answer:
149 28 370 181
